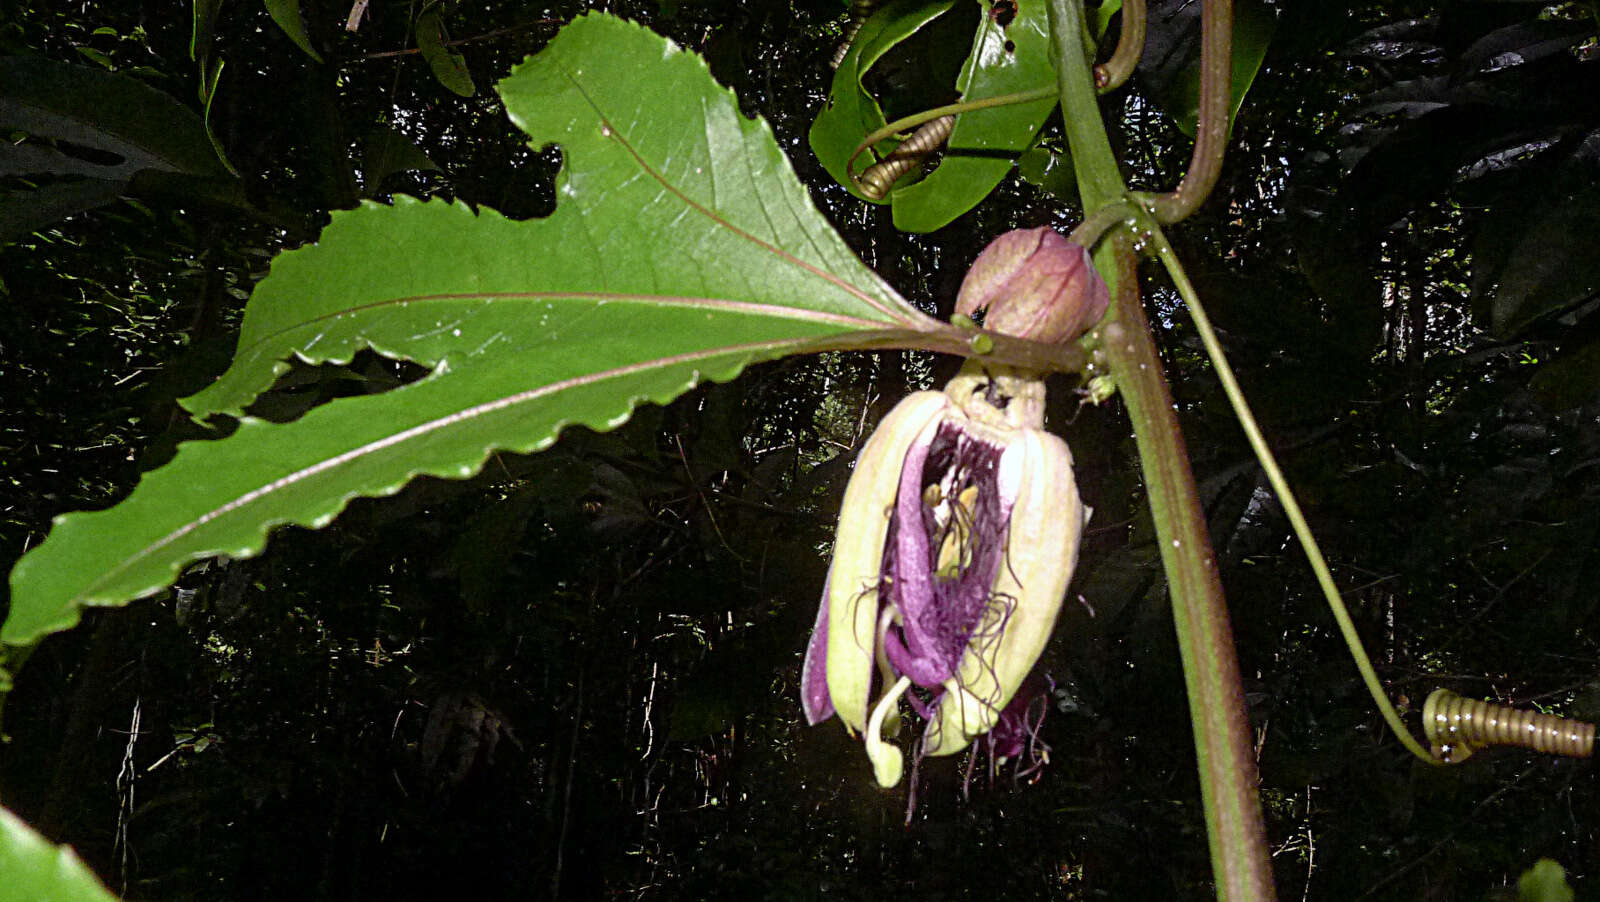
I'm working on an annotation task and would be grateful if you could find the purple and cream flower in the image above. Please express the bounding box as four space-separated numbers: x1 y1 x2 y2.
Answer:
801 227 1103 787
801 362 1088 786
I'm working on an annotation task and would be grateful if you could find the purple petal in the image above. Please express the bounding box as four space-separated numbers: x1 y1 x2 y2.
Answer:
890 424 1016 691
888 426 947 683
800 574 835 725
883 622 949 687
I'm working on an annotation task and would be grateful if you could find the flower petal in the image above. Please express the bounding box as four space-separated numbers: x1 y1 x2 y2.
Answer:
800 573 835 725
890 420 1013 689
820 390 949 735
884 416 949 685
924 428 1084 756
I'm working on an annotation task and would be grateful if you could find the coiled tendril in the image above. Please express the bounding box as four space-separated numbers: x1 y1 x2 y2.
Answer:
1423 689 1595 764
857 115 955 199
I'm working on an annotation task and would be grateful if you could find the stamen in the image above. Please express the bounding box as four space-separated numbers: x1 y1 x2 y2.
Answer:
933 484 981 580
865 676 912 787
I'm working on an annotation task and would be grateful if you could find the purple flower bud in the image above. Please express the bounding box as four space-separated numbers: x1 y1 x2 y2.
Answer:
955 227 1109 344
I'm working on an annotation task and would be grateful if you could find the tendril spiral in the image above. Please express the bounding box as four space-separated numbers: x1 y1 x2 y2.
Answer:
858 115 955 199
1423 689 1594 763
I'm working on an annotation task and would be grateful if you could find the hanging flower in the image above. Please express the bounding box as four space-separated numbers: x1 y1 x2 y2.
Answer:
801 362 1088 786
801 227 1103 788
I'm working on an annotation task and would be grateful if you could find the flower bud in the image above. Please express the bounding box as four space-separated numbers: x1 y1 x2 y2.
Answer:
800 360 1089 787
955 227 1109 344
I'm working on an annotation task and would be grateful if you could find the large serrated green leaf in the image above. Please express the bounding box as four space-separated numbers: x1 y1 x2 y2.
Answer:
0 806 120 902
2 13 934 650
890 0 1056 232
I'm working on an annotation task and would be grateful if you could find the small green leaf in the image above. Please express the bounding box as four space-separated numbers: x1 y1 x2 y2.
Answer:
808 0 958 201
196 56 239 177
262 0 324 63
416 8 475 97
191 0 222 61
73 47 114 69
0 806 120 902
361 125 441 194
1091 0 1124 39
3 13 931 651
1473 180 1600 338
0 180 127 244
1517 859 1575 902
0 57 231 179
1017 144 1078 205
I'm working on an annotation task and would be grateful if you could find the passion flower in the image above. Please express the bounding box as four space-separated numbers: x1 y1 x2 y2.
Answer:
800 361 1087 787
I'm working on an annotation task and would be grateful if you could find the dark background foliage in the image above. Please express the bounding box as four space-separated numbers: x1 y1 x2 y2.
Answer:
1 1 1597 899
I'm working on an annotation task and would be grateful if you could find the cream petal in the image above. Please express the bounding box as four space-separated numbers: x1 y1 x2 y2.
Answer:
924 427 1083 756
820 390 949 735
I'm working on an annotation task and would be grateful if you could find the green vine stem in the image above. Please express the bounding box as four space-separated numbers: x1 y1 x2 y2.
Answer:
1142 229 1440 766
1144 0 1232 224
1047 0 1276 899
799 324 1088 373
1103 234 1276 902
1094 0 1146 92
1067 200 1139 249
